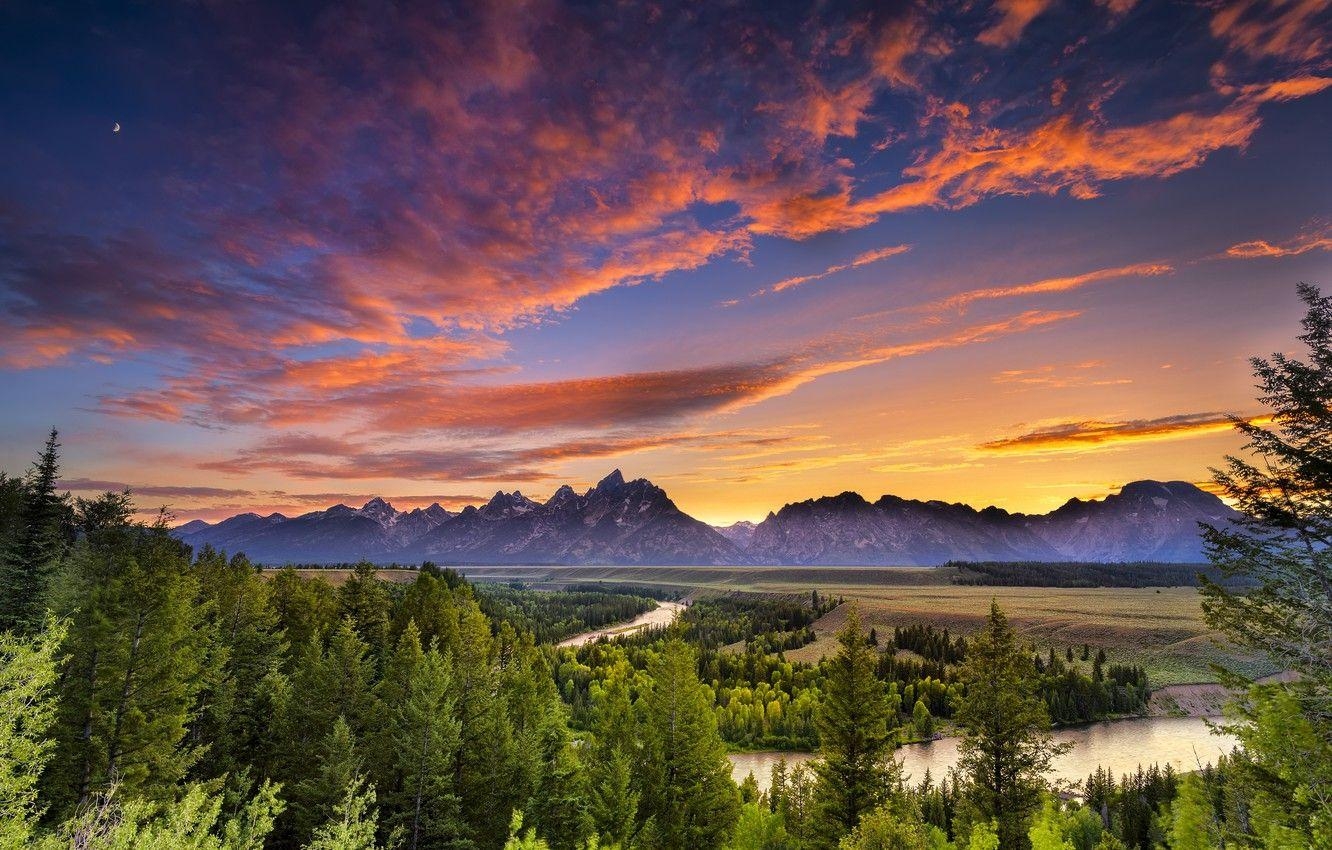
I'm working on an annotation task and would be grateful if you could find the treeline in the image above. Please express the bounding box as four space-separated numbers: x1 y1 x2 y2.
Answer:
549 595 1148 751
947 560 1253 588
473 582 658 644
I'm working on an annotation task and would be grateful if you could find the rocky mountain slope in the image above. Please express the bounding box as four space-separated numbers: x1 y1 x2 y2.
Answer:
174 473 1237 566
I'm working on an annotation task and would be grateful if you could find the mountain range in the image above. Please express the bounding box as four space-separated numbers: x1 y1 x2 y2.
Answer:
172 471 1238 566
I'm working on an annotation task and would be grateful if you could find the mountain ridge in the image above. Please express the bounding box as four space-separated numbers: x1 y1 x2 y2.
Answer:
172 472 1237 566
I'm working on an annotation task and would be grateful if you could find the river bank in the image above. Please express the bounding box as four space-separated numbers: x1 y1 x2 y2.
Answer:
556 600 686 647
729 715 1238 793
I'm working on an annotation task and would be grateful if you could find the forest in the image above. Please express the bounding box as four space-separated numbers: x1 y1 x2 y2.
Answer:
0 285 1329 848
549 594 1148 750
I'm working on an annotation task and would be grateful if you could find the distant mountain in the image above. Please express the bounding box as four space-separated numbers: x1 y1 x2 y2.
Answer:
713 520 757 549
173 474 1237 566
402 470 743 565
745 480 1237 565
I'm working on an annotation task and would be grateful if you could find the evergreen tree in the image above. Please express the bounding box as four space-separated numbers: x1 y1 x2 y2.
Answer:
730 801 793 850
337 562 391 655
0 430 70 634
954 602 1067 849
637 640 739 850
814 606 901 845
45 520 211 814
291 716 364 843
190 549 287 787
270 567 338 656
376 625 464 850
587 665 639 847
35 780 283 850
306 773 391 850
836 795 932 850
1166 775 1218 850
0 616 64 846
1199 283 1332 843
451 598 519 848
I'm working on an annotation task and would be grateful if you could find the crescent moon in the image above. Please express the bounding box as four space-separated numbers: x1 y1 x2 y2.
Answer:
113 122 120 133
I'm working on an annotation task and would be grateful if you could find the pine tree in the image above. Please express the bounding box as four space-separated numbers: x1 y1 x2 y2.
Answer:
587 665 639 847
0 430 70 634
836 795 932 850
1166 774 1219 850
813 606 900 846
637 640 739 850
190 549 287 786
338 561 391 654
1199 283 1332 842
0 616 64 846
35 780 283 850
270 567 338 656
44 520 211 814
451 599 519 848
291 716 364 843
954 602 1067 849
306 773 390 850
375 625 464 850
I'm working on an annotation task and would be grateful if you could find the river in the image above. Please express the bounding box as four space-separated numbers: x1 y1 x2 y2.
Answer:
556 600 686 647
729 716 1238 792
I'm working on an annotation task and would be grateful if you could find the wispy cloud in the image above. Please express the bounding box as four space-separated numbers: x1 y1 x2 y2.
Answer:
977 0 1054 48
756 244 911 296
1224 220 1332 259
978 412 1271 455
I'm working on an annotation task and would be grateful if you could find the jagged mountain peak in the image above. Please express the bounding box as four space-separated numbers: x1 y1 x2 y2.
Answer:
480 490 539 519
546 484 582 510
358 496 401 527
172 473 1236 566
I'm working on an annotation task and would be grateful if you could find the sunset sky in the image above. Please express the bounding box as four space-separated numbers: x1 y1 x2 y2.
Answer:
1 0 1330 525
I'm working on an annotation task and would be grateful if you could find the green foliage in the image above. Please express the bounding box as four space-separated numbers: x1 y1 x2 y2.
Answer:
35 781 282 850
0 616 65 846
337 562 392 654
837 797 932 850
305 774 389 850
585 666 639 847
1165 774 1218 850
505 811 551 850
475 583 656 644
954 602 1068 850
729 801 793 849
638 640 740 850
1199 283 1332 847
813 605 901 845
190 548 287 787
375 624 463 850
44 519 211 813
0 430 71 634
964 821 998 850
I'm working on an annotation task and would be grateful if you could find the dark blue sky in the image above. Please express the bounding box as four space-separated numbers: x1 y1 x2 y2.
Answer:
1 0 1329 523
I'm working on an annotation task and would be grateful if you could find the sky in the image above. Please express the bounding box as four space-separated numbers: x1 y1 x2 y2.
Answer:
1 0 1330 526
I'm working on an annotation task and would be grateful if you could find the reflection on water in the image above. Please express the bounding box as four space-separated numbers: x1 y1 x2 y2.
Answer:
729 716 1238 793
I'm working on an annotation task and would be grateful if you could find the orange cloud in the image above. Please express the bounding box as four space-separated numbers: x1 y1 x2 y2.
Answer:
936 263 1173 311
992 361 1133 389
977 0 1054 48
1211 0 1331 65
1225 220 1332 259
758 244 911 296
978 412 1272 455
862 106 1263 215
